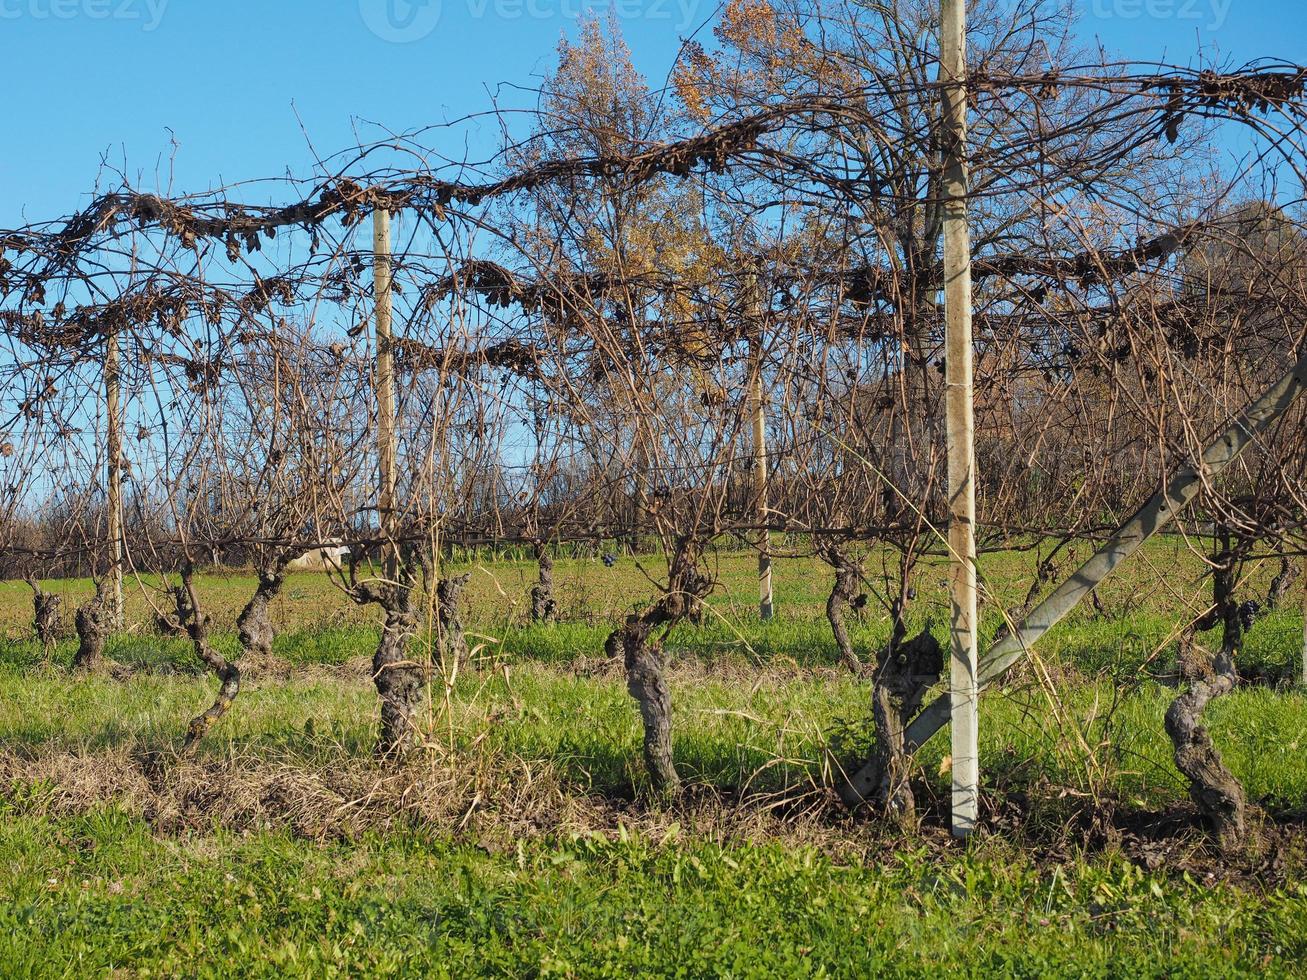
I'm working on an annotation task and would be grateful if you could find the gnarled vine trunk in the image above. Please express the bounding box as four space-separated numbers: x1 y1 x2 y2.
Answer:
871 623 943 828
1266 556 1299 611
437 572 471 669
374 587 421 757
1165 542 1247 849
160 562 290 751
610 617 678 794
72 579 111 672
607 538 712 798
237 567 287 669
820 545 866 674
530 542 558 623
27 578 62 650
1165 638 1246 849
170 571 241 750
349 570 422 759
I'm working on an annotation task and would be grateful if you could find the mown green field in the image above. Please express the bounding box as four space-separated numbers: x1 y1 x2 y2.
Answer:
1 542 1305 976
4 812 1305 978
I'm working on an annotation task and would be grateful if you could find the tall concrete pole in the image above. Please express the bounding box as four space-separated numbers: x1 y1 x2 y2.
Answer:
840 347 1307 805
105 329 124 627
1300 548 1306 688
748 272 774 621
941 0 979 838
752 366 773 620
373 207 399 583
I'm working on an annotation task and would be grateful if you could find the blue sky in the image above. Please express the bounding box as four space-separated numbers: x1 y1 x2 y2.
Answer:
3 0 1305 226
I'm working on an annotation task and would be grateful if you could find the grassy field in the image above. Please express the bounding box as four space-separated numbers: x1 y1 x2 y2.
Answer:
2 541 1306 976
4 811 1305 978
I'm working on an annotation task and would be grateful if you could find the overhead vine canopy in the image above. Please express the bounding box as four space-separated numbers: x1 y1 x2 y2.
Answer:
2 0 1306 852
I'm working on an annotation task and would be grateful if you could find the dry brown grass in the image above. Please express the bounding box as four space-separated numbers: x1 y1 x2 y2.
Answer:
5 739 1303 889
0 741 884 855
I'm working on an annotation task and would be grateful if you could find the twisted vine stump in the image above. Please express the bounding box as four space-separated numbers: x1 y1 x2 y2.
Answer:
1165 550 1247 849
168 571 241 750
72 578 112 671
236 566 289 675
606 539 713 798
154 563 292 751
819 545 867 675
27 578 62 651
437 572 471 669
530 542 558 623
871 616 943 828
1166 638 1246 848
349 575 421 759
1265 556 1299 611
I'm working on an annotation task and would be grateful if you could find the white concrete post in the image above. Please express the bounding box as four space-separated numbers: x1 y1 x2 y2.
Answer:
373 207 399 583
941 0 979 838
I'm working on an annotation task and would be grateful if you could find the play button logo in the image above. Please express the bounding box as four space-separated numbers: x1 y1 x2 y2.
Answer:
359 0 442 43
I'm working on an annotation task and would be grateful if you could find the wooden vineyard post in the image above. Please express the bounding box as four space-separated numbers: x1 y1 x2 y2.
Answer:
941 0 979 837
839 347 1307 804
1301 543 1306 688
105 327 124 627
373 207 399 582
752 367 773 620
747 270 774 621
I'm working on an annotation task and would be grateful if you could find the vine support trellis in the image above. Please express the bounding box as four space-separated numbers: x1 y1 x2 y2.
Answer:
941 0 980 838
373 206 399 582
1300 539 1307 687
841 347 1307 805
747 269 774 622
104 327 124 627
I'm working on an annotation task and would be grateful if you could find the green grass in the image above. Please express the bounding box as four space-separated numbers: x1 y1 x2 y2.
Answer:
3 653 1306 811
9 537 1300 679
1 545 1304 975
1 809 1304 977
5 535 1291 635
